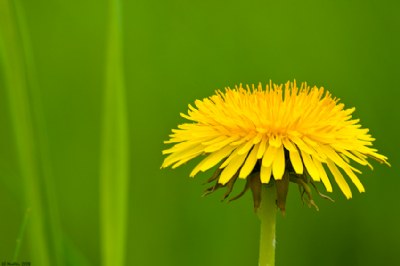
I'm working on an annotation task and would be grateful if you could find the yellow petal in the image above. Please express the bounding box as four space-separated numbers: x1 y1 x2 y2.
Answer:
172 152 202 169
162 144 204 168
317 144 348 168
230 138 247 146
262 144 279 167
257 136 268 159
239 143 260 178
220 141 248 169
337 148 369 166
326 159 352 199
202 135 228 146
162 140 199 155
341 164 365 193
269 135 282 147
261 165 272 183
272 145 285 180
282 138 296 151
189 145 236 177
180 112 196 121
219 147 240 169
289 135 315 155
204 135 239 153
302 136 318 147
237 139 255 155
253 133 263 144
312 157 332 192
301 151 320 181
289 149 303 174
219 152 248 184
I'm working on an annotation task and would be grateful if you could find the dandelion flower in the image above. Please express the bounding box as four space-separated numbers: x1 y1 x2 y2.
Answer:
161 81 389 211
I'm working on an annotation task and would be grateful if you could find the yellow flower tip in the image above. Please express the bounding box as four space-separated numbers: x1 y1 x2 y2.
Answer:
345 193 353 200
162 80 390 210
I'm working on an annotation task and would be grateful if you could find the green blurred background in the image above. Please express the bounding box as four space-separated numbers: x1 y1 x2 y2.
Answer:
0 0 399 265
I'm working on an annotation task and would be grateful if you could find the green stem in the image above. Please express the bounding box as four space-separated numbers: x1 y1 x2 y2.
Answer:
257 184 277 266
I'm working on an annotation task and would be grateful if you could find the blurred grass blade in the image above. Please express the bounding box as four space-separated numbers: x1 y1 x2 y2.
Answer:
13 208 31 261
100 0 129 265
0 0 50 264
12 1 66 265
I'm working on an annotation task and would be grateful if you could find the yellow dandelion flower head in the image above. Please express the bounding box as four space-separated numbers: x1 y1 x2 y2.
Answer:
162 80 389 211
